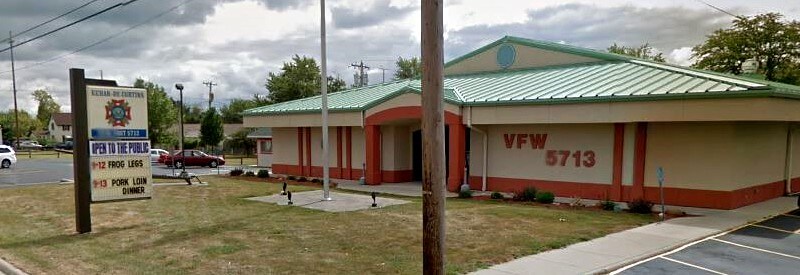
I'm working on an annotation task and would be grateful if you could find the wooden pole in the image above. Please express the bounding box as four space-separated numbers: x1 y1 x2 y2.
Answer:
421 0 445 273
69 68 91 234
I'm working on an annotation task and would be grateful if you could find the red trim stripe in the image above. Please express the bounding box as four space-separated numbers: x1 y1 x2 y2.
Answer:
297 127 304 176
611 123 625 200
631 122 647 200
346 127 353 179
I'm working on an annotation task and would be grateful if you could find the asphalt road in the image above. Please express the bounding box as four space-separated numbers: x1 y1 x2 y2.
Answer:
0 158 237 187
616 209 800 275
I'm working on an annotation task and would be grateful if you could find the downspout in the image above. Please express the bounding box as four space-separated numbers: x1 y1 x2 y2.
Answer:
785 124 796 194
465 106 488 191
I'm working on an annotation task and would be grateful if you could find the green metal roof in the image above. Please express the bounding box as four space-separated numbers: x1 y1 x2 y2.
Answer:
244 36 800 116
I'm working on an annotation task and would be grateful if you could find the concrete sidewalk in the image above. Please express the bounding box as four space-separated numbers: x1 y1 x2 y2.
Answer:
336 180 458 197
471 196 798 275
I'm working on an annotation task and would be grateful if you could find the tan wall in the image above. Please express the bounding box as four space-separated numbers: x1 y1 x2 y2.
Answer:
351 127 365 170
380 125 412 171
644 122 787 191
366 93 461 118
445 43 601 75
272 128 298 165
243 112 362 128
469 98 800 125
483 124 614 184
621 123 636 186
469 128 486 177
308 127 339 167
791 127 800 182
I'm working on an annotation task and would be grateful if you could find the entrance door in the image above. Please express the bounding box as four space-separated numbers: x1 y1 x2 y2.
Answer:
412 130 422 181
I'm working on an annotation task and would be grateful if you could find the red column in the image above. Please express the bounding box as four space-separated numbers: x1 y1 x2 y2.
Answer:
631 122 648 200
297 127 304 176
365 125 382 185
336 126 343 178
346 127 353 179
305 127 312 177
611 123 625 201
448 123 466 192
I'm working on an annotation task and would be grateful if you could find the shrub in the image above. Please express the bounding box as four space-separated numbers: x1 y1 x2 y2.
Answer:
628 199 654 214
257 169 270 178
244 171 256 177
287 175 296 181
536 191 555 204
458 189 473 198
518 187 537 202
490 192 504 200
297 177 308 182
229 168 244 176
600 199 617 211
310 178 321 184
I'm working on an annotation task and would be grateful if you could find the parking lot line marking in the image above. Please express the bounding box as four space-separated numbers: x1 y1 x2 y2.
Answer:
710 238 800 260
750 224 800 235
660 256 728 275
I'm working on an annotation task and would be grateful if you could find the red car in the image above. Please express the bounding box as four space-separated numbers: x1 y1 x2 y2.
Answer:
161 150 225 168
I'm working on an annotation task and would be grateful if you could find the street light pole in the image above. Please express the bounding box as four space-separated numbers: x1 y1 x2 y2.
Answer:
175 84 186 175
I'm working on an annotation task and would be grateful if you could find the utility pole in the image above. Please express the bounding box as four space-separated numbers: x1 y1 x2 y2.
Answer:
320 0 331 200
9 31 20 149
202 81 217 109
377 67 388 83
350 61 370 87
421 0 445 273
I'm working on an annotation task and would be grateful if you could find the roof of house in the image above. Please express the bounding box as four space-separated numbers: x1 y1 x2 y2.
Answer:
246 127 272 138
51 113 72 126
243 36 800 116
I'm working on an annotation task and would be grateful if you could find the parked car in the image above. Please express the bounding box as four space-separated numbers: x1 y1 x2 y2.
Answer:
149 149 169 163
16 140 43 150
0 145 17 169
55 141 74 150
161 150 225 168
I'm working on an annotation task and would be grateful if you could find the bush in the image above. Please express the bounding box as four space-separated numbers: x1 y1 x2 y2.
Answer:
600 199 617 211
257 169 270 178
490 192 504 200
310 178 321 184
628 199 654 214
229 168 244 176
244 171 256 177
297 177 308 182
458 189 473 198
518 187 537 202
287 175 296 181
536 191 555 204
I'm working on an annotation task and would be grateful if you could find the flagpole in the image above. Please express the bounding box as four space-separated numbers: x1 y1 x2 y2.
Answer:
320 0 331 200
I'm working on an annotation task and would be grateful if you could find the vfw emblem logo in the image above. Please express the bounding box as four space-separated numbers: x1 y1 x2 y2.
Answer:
105 99 132 127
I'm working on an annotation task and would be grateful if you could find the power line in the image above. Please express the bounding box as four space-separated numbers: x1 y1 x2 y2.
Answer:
0 0 197 76
0 0 105 44
692 0 741 18
0 0 141 54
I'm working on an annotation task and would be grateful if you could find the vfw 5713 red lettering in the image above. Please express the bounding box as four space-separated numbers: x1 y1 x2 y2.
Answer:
504 133 548 149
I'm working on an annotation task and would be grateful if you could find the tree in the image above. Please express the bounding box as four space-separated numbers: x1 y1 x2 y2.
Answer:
182 105 204 124
693 13 800 81
134 79 178 147
0 110 40 142
220 99 256 123
394 56 422 79
200 107 224 148
607 43 666 62
32 90 61 128
223 128 256 155
265 55 347 104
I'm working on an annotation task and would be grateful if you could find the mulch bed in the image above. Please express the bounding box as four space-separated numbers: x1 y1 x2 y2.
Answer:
466 195 694 220
228 175 339 188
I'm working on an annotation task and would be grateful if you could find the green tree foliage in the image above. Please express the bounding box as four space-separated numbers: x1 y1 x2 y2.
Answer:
394 56 422 79
693 13 800 82
223 128 256 155
220 99 256 123
182 105 204 124
607 43 666 62
0 110 40 142
265 55 346 104
32 90 61 128
134 79 178 147
200 107 224 147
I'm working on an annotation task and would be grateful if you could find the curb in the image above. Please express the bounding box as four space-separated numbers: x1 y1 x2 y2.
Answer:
0 256 26 275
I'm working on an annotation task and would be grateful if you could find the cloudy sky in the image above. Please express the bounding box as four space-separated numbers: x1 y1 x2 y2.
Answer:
0 0 798 113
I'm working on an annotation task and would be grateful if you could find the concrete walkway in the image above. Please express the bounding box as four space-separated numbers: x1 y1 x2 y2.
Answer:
336 180 458 197
471 196 798 275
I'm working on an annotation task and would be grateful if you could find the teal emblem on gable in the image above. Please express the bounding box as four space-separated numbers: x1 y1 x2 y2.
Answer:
496 43 516 69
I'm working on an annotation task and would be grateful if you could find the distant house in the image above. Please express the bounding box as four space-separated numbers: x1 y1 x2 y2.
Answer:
48 113 72 142
247 127 272 167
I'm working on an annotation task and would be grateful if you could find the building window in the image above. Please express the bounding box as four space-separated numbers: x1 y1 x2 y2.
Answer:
62 125 70 131
260 139 272 154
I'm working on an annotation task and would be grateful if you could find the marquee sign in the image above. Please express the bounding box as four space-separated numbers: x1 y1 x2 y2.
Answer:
87 85 148 139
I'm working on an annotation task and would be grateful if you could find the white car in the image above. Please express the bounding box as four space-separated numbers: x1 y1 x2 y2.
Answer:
150 149 169 163
0 145 17 168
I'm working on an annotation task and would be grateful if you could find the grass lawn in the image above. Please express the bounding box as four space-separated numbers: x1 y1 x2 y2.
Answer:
0 176 654 274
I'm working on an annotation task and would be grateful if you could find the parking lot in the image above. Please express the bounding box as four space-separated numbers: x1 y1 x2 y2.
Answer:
0 158 245 187
614 209 800 275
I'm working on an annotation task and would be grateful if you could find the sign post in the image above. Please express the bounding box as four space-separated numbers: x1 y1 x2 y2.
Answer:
70 68 152 233
656 166 665 221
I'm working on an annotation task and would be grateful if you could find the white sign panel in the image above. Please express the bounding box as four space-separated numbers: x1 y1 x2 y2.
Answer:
86 85 148 140
89 140 152 202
